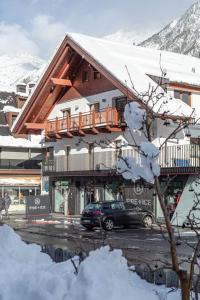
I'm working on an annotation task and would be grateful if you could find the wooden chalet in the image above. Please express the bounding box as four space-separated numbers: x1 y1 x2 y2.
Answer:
12 33 200 219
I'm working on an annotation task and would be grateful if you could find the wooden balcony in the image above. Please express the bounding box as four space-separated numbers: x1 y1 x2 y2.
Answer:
45 107 124 138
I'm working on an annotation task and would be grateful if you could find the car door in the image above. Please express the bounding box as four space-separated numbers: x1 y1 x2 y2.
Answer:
124 203 142 225
109 202 127 226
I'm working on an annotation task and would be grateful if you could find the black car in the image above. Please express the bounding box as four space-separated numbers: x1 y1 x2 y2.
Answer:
81 201 154 231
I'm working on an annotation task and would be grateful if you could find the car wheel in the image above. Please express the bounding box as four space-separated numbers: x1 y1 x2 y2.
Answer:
143 215 153 228
103 218 114 231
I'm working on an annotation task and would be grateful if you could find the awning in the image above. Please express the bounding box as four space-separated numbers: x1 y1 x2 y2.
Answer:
0 176 41 186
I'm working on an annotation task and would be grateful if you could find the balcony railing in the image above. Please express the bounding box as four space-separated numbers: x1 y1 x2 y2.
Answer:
43 144 200 173
159 144 200 168
0 159 41 169
46 107 122 136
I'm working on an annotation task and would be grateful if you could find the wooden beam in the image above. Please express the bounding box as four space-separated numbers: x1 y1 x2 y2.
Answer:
25 123 46 130
91 128 99 134
60 132 73 138
106 126 122 132
79 129 85 136
51 78 72 87
55 133 62 139
33 86 62 123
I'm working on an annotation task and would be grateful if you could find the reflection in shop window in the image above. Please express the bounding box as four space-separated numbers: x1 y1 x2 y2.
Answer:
0 186 40 205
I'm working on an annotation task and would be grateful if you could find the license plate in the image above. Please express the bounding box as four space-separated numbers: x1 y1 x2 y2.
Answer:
83 220 91 223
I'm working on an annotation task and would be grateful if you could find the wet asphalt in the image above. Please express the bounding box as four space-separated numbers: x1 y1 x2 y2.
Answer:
2 214 198 268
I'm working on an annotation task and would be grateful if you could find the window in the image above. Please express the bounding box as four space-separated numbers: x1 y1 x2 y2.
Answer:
93 70 101 80
174 90 191 105
82 71 89 82
89 103 100 112
11 115 17 125
182 92 190 105
62 108 71 118
111 202 125 210
113 96 127 123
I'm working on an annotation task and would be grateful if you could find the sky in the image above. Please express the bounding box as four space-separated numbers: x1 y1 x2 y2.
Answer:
0 0 197 59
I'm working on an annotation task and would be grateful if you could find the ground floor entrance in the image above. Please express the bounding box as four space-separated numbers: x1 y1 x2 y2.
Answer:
48 174 155 216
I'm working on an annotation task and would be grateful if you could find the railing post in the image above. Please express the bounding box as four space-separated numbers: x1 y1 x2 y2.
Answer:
79 112 82 129
106 106 110 125
113 107 118 126
45 120 48 136
55 117 59 132
92 111 95 127
67 115 70 131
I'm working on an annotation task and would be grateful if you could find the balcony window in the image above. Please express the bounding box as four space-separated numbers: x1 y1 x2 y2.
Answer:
89 103 100 112
174 90 191 105
62 108 71 118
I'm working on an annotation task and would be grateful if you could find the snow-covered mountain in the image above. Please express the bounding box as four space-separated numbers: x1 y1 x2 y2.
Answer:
140 1 200 58
0 53 46 92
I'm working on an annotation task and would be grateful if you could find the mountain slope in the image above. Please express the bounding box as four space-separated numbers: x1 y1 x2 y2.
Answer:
0 53 46 92
140 1 200 58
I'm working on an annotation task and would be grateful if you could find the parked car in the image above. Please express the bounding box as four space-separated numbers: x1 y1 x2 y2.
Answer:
81 201 154 231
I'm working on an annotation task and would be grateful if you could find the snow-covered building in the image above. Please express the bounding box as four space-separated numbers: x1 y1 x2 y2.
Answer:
0 91 42 210
11 33 200 221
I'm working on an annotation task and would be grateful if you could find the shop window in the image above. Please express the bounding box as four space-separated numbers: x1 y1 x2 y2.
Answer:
82 71 89 82
174 90 191 105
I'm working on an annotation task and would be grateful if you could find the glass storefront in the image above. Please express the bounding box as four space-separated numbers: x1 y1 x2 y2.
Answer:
159 176 187 219
0 186 40 205
54 181 70 213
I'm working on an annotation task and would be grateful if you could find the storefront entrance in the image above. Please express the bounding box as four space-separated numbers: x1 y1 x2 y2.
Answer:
52 177 154 216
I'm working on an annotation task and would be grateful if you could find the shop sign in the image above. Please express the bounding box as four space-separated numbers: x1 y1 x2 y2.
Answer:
26 195 50 219
124 187 153 211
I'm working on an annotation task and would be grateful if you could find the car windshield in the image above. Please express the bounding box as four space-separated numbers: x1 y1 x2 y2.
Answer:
84 203 101 210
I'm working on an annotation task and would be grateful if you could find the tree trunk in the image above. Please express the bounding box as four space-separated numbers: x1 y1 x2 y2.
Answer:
179 271 190 300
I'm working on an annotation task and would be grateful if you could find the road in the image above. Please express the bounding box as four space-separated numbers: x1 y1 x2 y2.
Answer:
3 216 197 269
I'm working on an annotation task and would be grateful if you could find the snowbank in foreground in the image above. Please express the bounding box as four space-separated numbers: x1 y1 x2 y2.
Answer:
0 225 180 300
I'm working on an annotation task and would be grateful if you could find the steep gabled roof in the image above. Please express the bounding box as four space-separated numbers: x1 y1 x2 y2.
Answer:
12 33 195 134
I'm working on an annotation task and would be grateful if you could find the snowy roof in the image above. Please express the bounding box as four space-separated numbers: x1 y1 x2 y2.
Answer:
13 33 197 132
69 32 200 87
3 106 21 113
66 33 195 117
0 135 41 148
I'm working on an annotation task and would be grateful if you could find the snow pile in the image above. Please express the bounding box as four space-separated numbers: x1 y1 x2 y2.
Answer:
124 102 146 130
117 102 160 184
0 225 180 300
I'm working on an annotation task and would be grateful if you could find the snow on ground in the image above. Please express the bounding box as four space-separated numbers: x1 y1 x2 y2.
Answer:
0 225 180 300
